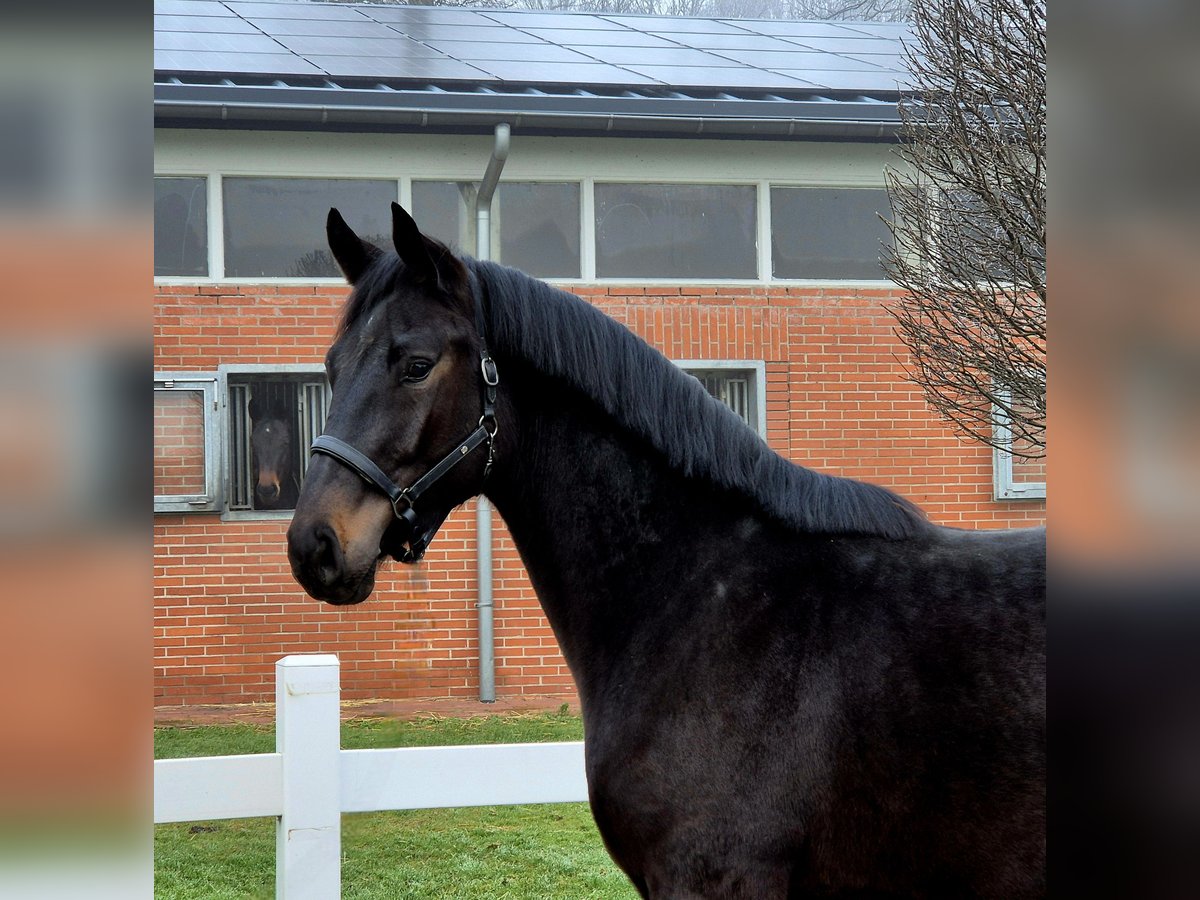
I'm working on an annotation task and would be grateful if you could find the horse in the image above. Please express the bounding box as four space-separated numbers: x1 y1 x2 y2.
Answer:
247 393 299 510
287 203 1046 899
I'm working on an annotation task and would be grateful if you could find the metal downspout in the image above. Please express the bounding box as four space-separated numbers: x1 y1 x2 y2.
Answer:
474 123 509 703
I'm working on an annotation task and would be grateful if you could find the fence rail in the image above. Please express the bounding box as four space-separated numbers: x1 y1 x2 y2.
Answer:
154 654 589 899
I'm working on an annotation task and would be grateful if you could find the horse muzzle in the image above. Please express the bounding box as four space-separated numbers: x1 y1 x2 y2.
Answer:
286 520 378 605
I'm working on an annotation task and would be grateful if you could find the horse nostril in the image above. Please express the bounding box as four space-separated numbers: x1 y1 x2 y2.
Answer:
314 524 344 589
287 521 346 593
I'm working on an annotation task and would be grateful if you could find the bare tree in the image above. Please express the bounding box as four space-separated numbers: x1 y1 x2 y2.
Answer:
883 0 1045 456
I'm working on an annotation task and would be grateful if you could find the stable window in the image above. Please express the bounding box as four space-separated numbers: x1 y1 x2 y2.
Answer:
154 375 220 513
993 391 1046 500
154 176 208 277
771 187 891 280
222 177 396 278
224 369 330 514
153 369 331 515
411 180 581 279
677 361 766 436
595 183 757 280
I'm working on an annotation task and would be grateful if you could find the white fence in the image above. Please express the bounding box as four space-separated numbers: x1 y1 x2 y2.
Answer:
154 655 589 899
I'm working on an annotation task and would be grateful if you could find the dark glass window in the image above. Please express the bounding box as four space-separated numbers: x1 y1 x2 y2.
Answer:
154 176 208 276
595 183 757 279
771 187 891 280
223 178 394 278
411 181 580 278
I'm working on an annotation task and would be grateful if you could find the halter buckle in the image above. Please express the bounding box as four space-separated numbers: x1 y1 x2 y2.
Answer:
481 355 499 387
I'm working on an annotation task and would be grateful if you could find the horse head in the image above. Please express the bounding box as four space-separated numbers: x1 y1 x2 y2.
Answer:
287 203 494 605
247 394 293 509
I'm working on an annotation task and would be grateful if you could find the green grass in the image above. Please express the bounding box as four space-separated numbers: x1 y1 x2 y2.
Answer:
154 712 638 900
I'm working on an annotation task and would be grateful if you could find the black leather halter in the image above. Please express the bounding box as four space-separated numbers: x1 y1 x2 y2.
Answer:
310 273 499 564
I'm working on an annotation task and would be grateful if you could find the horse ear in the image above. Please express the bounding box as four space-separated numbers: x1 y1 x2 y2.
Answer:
391 202 436 283
247 393 261 420
326 208 379 285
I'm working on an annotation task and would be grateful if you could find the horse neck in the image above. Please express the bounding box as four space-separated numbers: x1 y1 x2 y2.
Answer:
485 370 756 680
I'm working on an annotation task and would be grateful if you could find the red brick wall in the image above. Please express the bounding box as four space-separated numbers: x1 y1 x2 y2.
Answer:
154 390 207 495
154 283 1046 707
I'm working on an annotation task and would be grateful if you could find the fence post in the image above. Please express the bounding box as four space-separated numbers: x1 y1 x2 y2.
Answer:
275 654 341 899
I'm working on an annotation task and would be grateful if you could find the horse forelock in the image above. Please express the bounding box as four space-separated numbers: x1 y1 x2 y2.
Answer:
467 258 929 541
334 236 467 340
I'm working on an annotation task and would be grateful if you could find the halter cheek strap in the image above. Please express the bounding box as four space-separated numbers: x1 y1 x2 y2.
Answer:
309 270 498 564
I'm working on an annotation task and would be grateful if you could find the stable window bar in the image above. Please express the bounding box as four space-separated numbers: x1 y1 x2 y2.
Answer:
679 363 764 436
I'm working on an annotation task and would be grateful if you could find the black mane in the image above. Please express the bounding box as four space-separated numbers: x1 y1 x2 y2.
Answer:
468 258 928 540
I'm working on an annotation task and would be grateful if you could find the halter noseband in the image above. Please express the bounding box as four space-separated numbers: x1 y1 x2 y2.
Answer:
309 272 498 564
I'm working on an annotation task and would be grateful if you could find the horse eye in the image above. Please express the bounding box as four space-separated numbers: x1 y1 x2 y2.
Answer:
405 360 433 382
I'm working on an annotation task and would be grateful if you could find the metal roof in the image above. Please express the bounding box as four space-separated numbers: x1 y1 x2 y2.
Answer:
154 0 913 139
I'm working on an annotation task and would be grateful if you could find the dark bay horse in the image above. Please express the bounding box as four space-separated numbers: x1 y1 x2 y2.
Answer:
287 204 1045 898
248 393 299 510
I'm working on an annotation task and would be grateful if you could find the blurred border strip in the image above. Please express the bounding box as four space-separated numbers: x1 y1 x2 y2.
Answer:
0 6 151 898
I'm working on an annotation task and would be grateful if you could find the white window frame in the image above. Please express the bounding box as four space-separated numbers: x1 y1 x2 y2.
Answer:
992 392 1045 500
153 164 896 290
675 360 767 437
154 374 221 513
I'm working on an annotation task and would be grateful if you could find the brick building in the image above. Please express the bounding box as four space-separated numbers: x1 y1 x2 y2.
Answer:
153 1 1045 709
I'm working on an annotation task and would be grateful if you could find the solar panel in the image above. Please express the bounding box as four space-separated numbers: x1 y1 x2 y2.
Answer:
838 54 907 73
307 55 492 81
671 33 803 52
713 50 889 72
833 22 911 38
155 14 260 34
519 28 678 48
425 41 592 64
152 3 912 98
626 65 816 90
154 0 236 16
479 12 632 31
244 18 401 39
592 46 741 67
156 31 285 54
275 35 451 60
224 1 367 20
779 37 908 56
473 60 659 86
605 16 748 34
155 48 325 76
388 24 546 44
363 7 492 25
737 20 867 38
781 69 908 92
